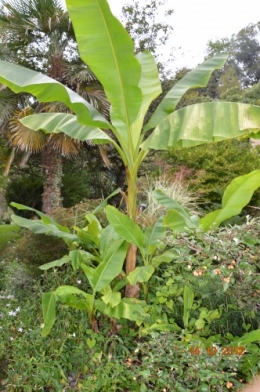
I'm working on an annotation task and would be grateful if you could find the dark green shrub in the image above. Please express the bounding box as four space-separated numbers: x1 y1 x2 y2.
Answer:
1 230 68 268
5 173 43 217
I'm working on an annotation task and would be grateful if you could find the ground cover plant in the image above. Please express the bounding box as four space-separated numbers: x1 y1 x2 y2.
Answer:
0 0 260 390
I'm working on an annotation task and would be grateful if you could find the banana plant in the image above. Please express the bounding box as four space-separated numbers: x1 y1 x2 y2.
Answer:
10 201 149 334
1 0 260 298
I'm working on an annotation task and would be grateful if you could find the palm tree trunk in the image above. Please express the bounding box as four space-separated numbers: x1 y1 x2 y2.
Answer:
41 140 63 214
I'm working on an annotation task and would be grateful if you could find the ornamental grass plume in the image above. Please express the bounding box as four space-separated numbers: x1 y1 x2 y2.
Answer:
137 174 199 226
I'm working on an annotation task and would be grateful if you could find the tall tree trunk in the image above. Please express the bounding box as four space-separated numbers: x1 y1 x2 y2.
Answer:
0 185 11 223
41 140 63 215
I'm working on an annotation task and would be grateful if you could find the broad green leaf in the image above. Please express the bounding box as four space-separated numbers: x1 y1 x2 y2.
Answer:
21 113 112 144
195 319 205 330
144 53 228 132
10 202 69 231
99 224 119 258
106 205 144 249
249 130 260 139
92 240 128 292
142 102 260 150
96 297 148 322
59 294 92 311
152 190 191 217
85 214 103 232
66 0 142 145
101 292 121 308
152 249 178 267
11 214 77 242
131 51 161 148
0 60 108 128
81 264 95 289
73 226 97 247
127 265 155 285
84 220 100 246
200 170 260 230
183 286 194 328
39 255 71 270
164 210 197 233
87 338 96 349
233 329 260 344
112 276 128 292
42 292 57 337
70 250 96 271
55 285 89 298
144 217 166 252
152 190 197 232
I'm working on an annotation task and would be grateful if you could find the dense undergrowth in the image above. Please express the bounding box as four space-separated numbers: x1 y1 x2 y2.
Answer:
0 212 259 391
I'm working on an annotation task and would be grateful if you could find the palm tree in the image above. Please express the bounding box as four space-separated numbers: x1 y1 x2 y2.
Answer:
0 0 109 214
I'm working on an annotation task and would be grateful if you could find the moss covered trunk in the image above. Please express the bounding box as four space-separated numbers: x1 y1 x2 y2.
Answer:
41 141 63 215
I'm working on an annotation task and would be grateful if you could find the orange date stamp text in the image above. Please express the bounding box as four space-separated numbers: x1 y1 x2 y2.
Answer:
189 346 245 356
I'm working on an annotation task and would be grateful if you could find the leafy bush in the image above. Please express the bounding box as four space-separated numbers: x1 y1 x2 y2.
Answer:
0 230 68 268
5 173 43 217
161 139 260 208
147 216 260 338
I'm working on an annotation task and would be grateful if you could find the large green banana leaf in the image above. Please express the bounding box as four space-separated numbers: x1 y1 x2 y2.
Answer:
96 297 148 322
66 0 142 145
10 202 78 243
142 102 260 150
91 240 128 293
21 113 112 143
200 170 260 230
131 51 161 150
106 205 145 251
41 292 57 337
144 54 228 132
0 60 109 128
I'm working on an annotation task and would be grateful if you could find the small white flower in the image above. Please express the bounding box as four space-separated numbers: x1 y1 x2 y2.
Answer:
8 310 17 316
16 307 20 313
77 280 82 285
72 333 76 337
233 237 239 244
6 303 11 307
10 337 14 341
18 327 23 332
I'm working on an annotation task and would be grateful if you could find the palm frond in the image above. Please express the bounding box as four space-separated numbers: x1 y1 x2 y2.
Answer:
4 147 15 176
8 106 47 152
48 133 81 157
98 145 112 169
0 86 19 129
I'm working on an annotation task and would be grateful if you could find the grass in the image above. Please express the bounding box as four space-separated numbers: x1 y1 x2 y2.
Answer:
137 175 199 226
